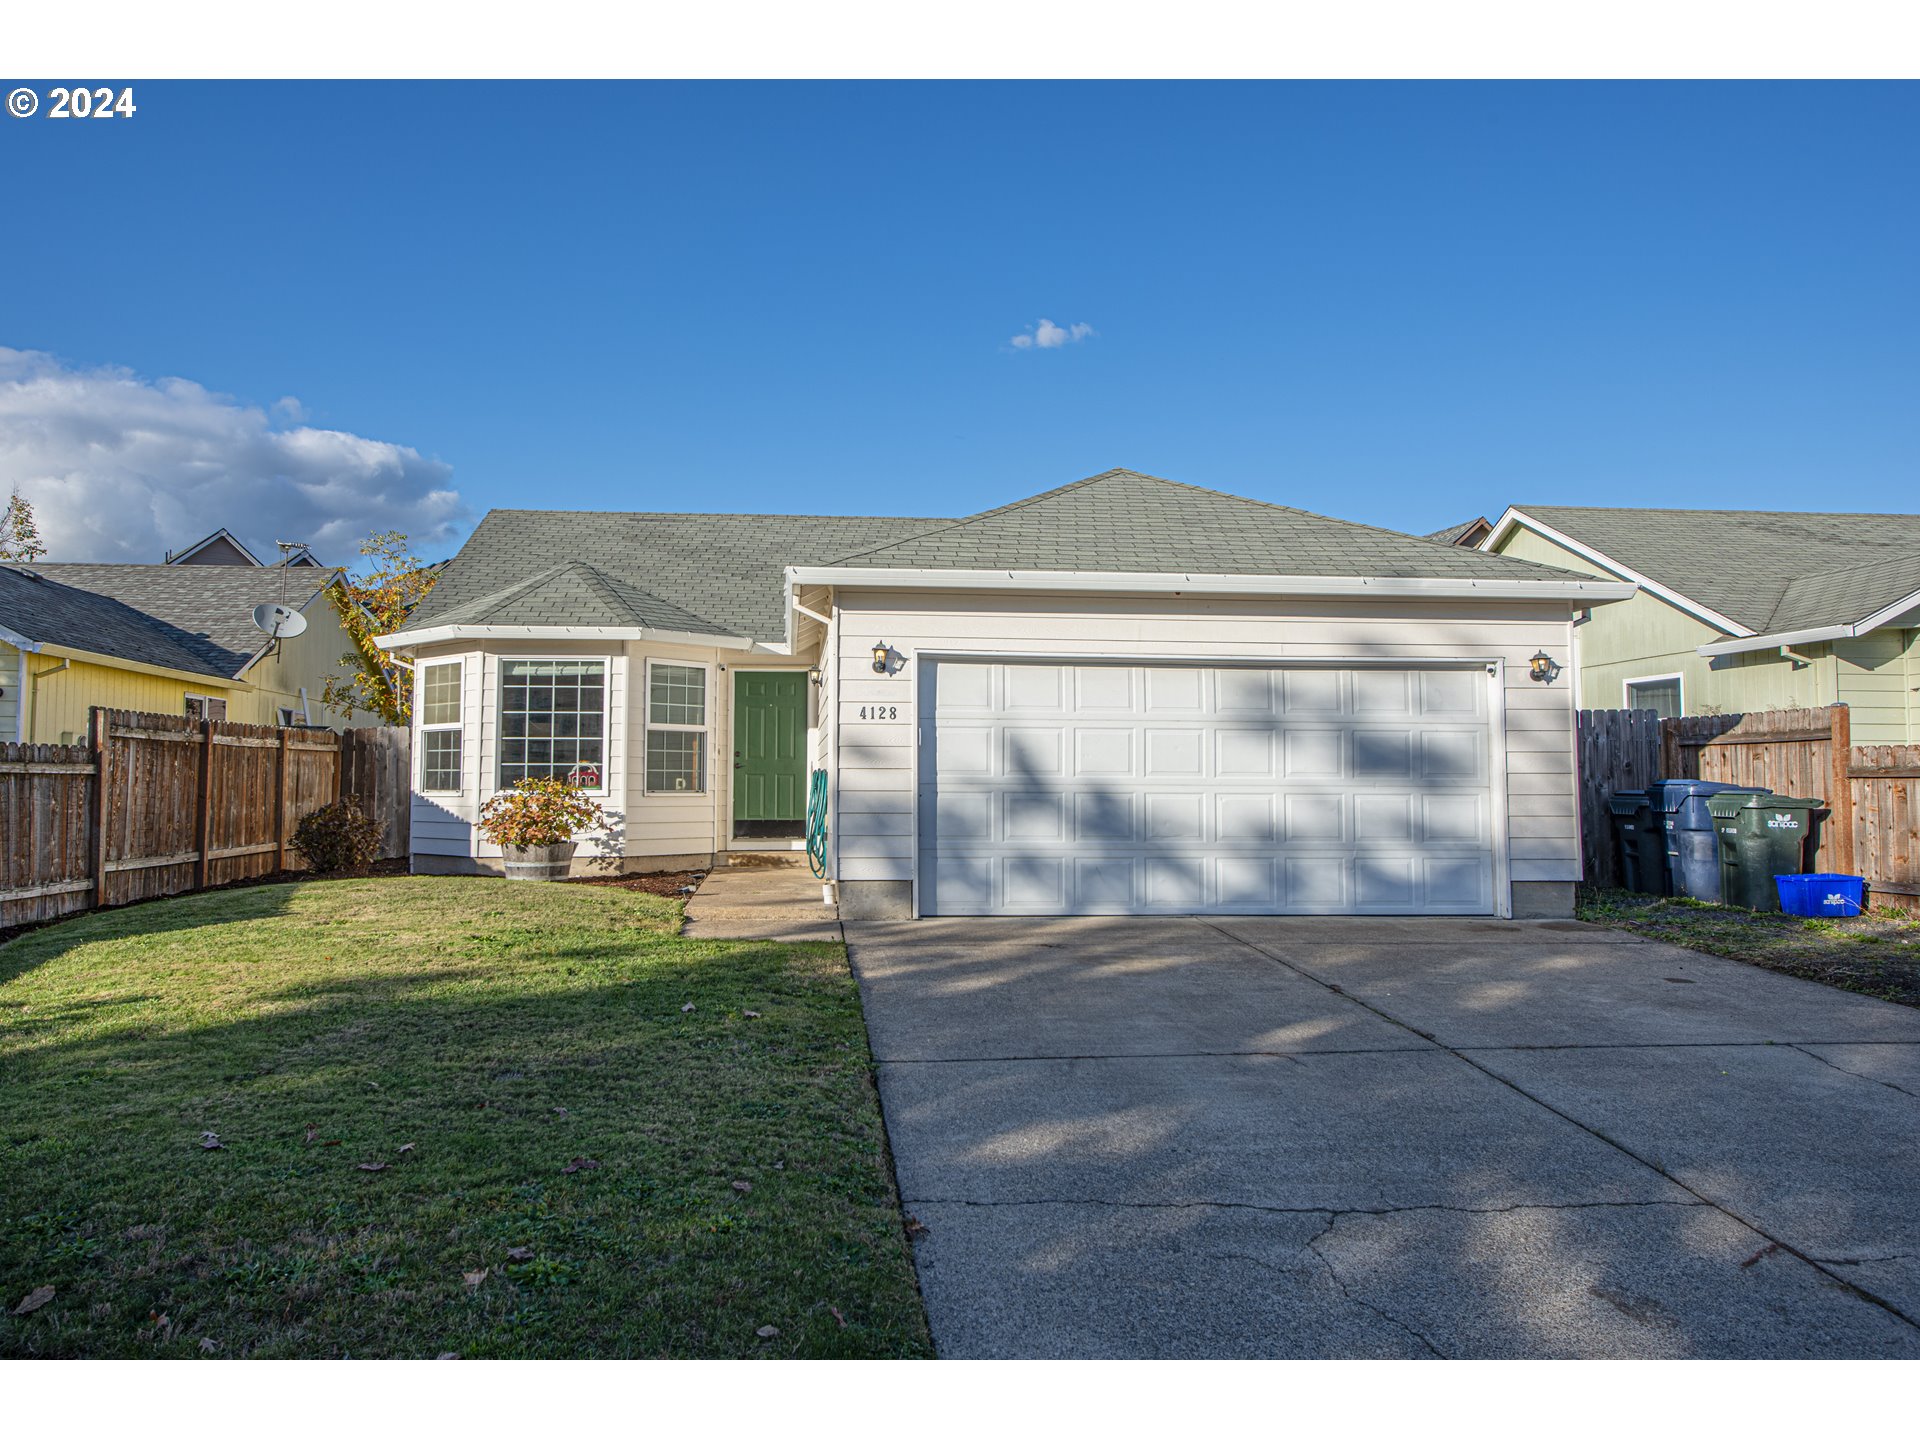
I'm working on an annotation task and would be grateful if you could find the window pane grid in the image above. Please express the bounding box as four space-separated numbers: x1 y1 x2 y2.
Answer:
500 659 606 788
649 664 706 726
421 663 461 726
646 730 704 793
422 729 462 792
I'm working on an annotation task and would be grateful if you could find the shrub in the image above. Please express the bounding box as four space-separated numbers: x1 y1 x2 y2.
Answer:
477 778 606 849
291 797 387 876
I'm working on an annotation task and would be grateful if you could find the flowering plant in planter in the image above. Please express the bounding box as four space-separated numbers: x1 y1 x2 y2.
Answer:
477 778 607 849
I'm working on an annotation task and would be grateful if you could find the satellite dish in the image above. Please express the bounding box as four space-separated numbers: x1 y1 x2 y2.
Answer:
252 602 308 640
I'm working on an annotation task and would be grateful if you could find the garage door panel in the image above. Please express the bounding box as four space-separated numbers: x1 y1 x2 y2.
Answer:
920 663 1498 916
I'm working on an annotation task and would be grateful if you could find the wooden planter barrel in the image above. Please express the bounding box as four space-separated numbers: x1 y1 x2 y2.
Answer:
502 841 577 881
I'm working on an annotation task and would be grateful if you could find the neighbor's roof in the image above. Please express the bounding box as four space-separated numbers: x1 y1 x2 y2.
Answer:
407 470 1596 646
830 472 1582 581
1505 505 1920 634
405 513 952 644
0 563 337 678
1426 517 1491 546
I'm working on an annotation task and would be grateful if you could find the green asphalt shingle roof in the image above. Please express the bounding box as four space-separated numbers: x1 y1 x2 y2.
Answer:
0 563 336 678
1515 505 1920 634
1426 517 1490 545
406 513 954 644
833 472 1584 580
409 470 1599 646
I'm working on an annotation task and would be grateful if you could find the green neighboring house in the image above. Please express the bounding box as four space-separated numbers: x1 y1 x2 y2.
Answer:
1475 506 1920 743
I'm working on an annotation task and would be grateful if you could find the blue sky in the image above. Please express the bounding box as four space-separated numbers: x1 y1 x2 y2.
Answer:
3 81 1915 562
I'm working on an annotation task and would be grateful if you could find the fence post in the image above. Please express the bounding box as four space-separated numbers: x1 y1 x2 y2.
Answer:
1828 703 1855 876
90 706 109 909
195 718 214 890
275 726 290 873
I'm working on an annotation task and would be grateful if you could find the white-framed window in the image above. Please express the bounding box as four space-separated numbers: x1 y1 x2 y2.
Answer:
418 660 464 793
644 659 708 794
184 693 228 723
1624 673 1683 720
499 658 607 790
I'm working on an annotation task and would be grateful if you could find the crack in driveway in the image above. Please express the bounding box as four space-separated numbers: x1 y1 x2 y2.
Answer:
1195 920 1920 1335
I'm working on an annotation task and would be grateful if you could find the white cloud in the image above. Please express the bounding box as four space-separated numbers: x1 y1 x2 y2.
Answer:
0 347 467 564
1009 318 1095 350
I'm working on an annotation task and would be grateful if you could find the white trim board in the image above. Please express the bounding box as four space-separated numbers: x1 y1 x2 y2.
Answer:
380 623 755 653
1480 508 1753 636
788 563 1635 605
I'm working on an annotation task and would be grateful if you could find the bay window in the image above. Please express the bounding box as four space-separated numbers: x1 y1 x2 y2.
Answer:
499 659 606 789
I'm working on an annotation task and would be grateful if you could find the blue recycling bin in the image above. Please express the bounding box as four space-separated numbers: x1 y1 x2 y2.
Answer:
1653 780 1771 902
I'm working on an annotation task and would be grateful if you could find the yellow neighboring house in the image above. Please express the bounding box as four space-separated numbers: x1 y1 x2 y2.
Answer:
0 560 371 743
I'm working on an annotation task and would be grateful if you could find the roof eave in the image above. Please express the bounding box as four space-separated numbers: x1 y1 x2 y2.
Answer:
376 623 756 654
784 565 1636 605
1695 585 1920 657
1481 507 1754 636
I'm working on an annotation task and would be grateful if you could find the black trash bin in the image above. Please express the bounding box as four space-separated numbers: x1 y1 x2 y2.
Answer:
1606 790 1667 895
1706 793 1824 912
1653 780 1771 902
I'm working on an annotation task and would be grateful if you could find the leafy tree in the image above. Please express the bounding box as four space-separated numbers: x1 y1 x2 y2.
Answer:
1 488 47 562
322 530 439 724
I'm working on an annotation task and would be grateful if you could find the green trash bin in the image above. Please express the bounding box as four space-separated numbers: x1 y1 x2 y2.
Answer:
1705 793 1823 912
1606 790 1667 895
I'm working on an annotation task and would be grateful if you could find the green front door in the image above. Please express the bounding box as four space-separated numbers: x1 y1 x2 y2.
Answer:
733 671 808 822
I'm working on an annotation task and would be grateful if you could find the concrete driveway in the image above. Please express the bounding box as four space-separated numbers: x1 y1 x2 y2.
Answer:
845 915 1920 1358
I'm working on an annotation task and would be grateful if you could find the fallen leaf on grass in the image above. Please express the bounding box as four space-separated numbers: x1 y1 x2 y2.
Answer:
743 1011 761 1019
772 1161 785 1171
904 1215 929 1240
552 1107 569 1116
436 1352 459 1360
303 1125 319 1145
321 1139 342 1148
505 1246 534 1262
12 1286 54 1316
561 1157 600 1174
199 1132 224 1151
397 1143 415 1155
463 1269 488 1289
829 1306 846 1329
681 1003 696 1013
731 1180 752 1193
198 1337 218 1354
755 1325 779 1339
357 1162 389 1173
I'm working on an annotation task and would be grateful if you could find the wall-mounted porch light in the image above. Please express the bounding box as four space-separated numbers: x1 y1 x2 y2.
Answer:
1528 650 1562 683
807 666 822 687
872 642 893 675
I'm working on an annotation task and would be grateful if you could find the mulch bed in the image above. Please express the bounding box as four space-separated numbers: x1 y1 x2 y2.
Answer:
560 870 706 898
1579 887 1920 1009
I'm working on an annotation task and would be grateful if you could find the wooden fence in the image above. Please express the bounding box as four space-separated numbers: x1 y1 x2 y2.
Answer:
1 709 412 929
1578 702 1919 911
1575 708 1663 889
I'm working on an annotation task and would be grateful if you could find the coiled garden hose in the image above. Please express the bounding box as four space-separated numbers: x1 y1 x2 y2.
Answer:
806 768 830 878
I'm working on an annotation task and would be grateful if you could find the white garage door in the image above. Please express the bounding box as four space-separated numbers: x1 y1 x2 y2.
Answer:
918 661 1497 916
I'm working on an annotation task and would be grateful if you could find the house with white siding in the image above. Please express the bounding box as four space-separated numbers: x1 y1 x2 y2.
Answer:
376 469 1632 919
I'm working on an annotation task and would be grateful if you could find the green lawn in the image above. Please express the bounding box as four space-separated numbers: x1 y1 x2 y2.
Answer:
0 877 930 1358
1578 887 1920 1009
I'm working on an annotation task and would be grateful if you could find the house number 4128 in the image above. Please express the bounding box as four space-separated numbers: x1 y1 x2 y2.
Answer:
857 705 899 720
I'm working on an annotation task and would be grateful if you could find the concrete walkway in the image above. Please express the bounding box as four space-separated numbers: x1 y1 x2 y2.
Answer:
847 914 1920 1358
681 861 842 943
